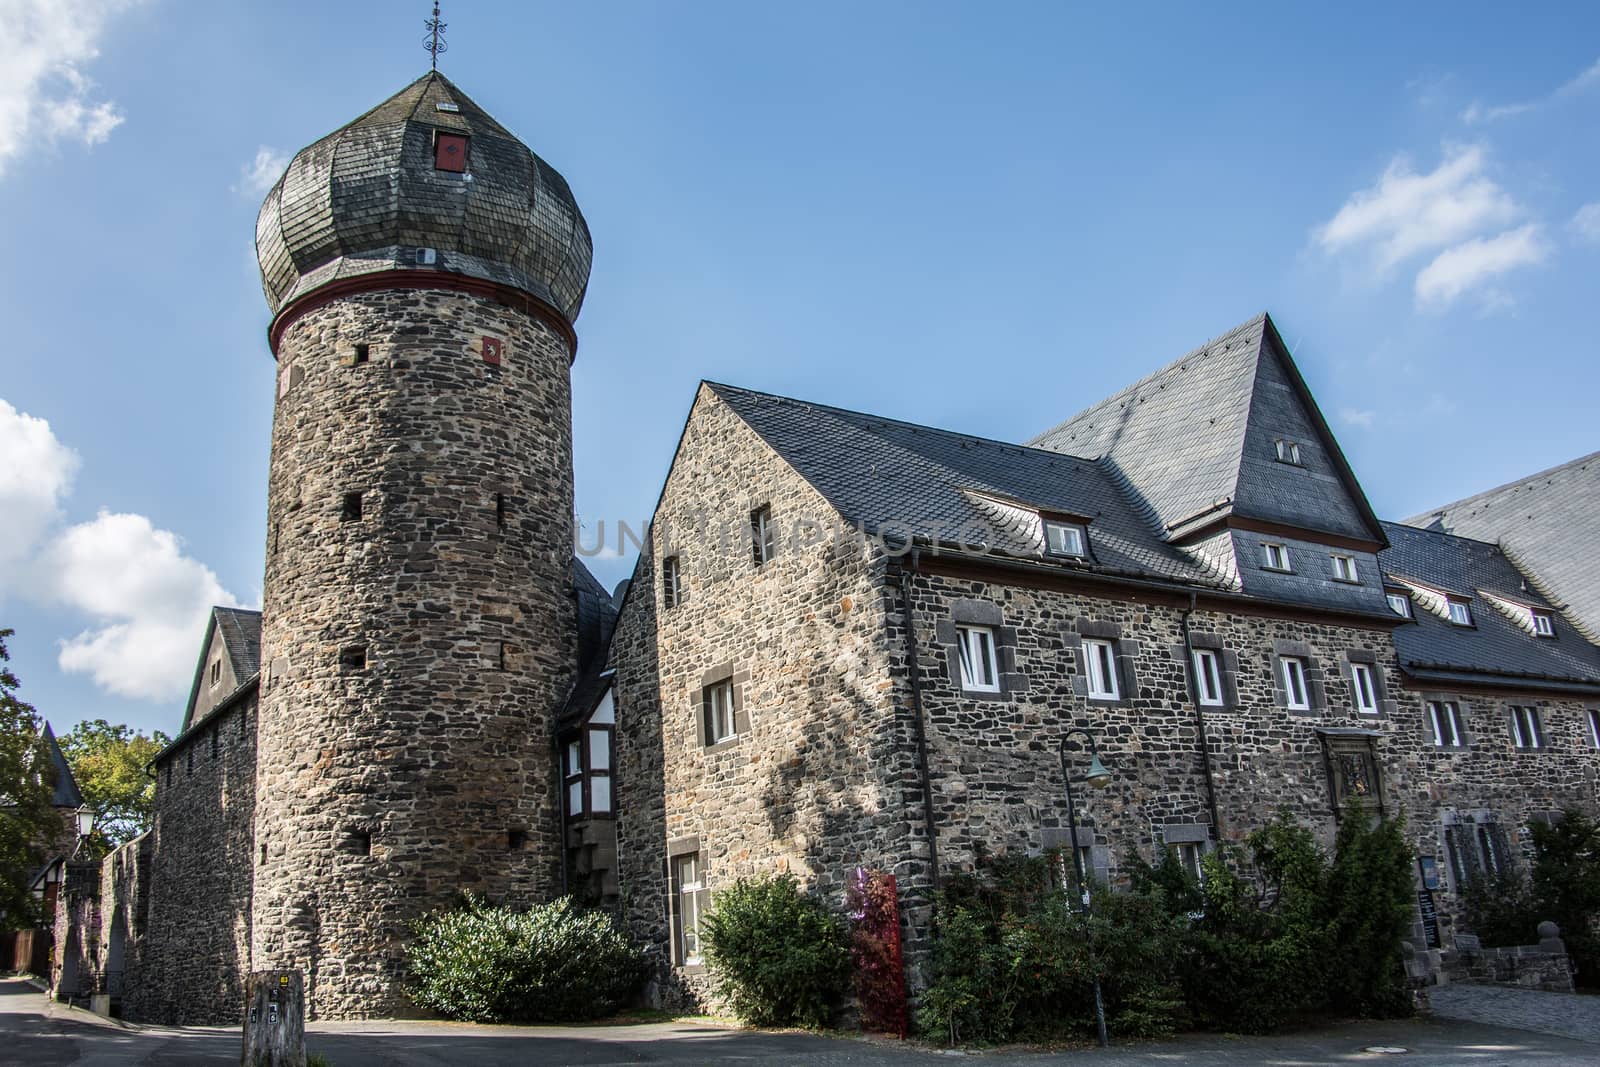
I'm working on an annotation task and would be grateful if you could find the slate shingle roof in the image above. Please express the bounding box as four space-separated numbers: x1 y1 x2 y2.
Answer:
41 722 84 809
710 382 1234 588
256 71 591 323
213 608 262 681
1379 521 1600 691
1026 313 1383 544
1405 451 1600 643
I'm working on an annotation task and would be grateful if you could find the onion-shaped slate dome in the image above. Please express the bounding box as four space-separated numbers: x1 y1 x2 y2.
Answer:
255 71 592 326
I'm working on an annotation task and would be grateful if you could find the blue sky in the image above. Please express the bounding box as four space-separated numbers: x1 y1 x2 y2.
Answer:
1 1 1597 738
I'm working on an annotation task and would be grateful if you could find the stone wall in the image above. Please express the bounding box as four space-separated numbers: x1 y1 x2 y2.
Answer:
1444 925 1575 992
613 386 908 1008
136 689 257 1024
253 288 578 1019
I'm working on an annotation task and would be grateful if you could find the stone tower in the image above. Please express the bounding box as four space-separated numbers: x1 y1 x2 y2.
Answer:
251 72 592 1018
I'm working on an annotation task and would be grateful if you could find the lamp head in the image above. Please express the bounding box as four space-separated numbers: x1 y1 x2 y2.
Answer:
1084 754 1113 790
75 807 95 838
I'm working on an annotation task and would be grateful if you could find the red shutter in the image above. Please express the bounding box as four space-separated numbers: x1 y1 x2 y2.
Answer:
434 133 469 172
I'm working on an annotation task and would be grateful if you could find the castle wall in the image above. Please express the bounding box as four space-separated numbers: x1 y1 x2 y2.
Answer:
137 691 256 1024
612 388 908 1008
253 288 578 1018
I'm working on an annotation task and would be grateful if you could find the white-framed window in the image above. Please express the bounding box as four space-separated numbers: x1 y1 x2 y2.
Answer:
1447 599 1473 627
1274 439 1302 465
1428 700 1466 748
672 852 707 965
1510 705 1544 750
1588 709 1600 750
1387 592 1412 617
1044 520 1087 559
1533 611 1555 637
1170 841 1205 883
751 505 776 567
955 625 1000 693
704 680 736 744
563 739 584 817
587 726 613 814
662 555 683 609
1281 656 1310 710
1192 648 1225 707
1083 638 1120 700
209 659 222 687
1331 554 1359 582
1261 542 1292 572
1351 662 1379 715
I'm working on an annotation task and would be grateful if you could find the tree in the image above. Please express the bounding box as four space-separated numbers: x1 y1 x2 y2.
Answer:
58 719 171 849
0 628 60 930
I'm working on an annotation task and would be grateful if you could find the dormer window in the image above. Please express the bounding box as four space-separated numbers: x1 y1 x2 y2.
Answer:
1447 599 1473 627
1386 592 1411 618
1330 554 1359 583
1044 520 1087 559
1533 611 1555 637
1274 439 1302 465
1261 542 1292 572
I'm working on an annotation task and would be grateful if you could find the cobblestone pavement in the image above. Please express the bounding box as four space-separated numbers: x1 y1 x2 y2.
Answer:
1430 982 1600 1046
7 978 1600 1065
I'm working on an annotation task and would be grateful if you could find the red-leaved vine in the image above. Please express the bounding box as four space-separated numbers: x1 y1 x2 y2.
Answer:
845 866 908 1037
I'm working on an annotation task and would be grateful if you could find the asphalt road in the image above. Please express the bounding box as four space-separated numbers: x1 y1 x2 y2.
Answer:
4 978 1599 1066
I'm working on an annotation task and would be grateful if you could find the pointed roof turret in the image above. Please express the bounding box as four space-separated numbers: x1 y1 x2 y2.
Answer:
41 722 84 810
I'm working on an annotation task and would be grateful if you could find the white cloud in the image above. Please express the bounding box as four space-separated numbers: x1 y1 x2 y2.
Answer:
1338 408 1376 429
1462 56 1600 124
0 399 79 594
47 512 243 702
1414 224 1550 309
1315 145 1520 271
237 146 288 197
0 396 241 703
0 0 141 177
1572 202 1600 243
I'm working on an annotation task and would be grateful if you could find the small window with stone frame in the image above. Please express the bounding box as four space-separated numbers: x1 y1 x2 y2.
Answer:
671 851 709 966
954 624 1000 693
1280 656 1311 710
1427 700 1466 748
1589 708 1600 750
1509 705 1545 750
661 555 684 609
1083 638 1120 700
1350 661 1379 715
1191 648 1225 707
750 505 776 567
703 679 737 744
210 659 222 687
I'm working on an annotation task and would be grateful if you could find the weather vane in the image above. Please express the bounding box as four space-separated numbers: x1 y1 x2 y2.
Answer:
424 2 447 70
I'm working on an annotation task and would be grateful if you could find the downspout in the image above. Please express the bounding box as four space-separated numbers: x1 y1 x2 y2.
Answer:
1179 591 1224 840
554 733 570 895
897 548 941 890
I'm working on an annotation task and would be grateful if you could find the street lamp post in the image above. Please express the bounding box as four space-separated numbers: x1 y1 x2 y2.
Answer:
1060 728 1112 1048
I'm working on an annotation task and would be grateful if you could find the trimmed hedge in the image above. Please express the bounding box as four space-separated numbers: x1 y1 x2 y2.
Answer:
701 873 851 1028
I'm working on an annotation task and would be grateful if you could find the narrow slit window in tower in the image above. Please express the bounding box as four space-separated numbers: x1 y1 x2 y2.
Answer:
342 828 372 857
341 491 364 522
352 343 370 365
340 645 368 671
495 493 506 530
507 829 527 851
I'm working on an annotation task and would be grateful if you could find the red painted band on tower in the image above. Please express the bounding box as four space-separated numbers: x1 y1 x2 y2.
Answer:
267 270 578 361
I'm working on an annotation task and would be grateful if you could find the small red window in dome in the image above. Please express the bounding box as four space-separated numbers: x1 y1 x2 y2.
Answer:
434 132 469 173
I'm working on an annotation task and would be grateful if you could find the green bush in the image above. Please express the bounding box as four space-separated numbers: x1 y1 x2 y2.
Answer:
1324 816 1416 1018
701 873 851 1028
406 894 645 1022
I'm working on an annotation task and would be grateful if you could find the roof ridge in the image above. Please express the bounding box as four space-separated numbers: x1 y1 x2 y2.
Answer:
1379 518 1503 554
705 381 1098 464
1023 312 1268 449
1404 449 1600 524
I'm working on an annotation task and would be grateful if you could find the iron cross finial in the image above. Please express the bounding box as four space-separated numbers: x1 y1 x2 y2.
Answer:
424 2 447 70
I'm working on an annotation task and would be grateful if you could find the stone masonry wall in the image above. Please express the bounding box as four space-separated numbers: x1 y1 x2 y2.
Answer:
254 289 578 1019
612 386 910 1009
136 692 257 1024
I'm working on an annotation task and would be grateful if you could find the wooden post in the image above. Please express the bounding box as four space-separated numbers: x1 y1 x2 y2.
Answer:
241 970 305 1067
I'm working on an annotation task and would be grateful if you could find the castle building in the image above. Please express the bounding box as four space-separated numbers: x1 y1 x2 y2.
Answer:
48 71 1600 1022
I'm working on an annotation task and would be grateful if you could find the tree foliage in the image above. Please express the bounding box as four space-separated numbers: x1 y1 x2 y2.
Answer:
58 719 170 849
701 873 851 1028
0 629 60 931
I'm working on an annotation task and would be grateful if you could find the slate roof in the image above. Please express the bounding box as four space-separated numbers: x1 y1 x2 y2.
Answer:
41 722 83 809
710 382 1240 588
1404 451 1600 642
256 71 592 323
1379 521 1600 692
1026 313 1384 544
181 607 262 733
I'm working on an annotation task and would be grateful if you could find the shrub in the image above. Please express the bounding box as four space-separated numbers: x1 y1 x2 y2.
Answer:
407 894 645 1022
1324 816 1415 1018
701 873 850 1028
